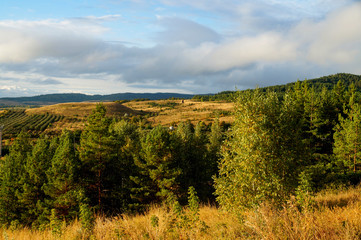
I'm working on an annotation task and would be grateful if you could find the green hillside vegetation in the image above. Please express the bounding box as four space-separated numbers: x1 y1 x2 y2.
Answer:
0 92 194 107
1 73 361 239
193 73 361 101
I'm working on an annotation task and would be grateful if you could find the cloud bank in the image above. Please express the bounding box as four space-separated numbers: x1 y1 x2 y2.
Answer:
0 1 360 97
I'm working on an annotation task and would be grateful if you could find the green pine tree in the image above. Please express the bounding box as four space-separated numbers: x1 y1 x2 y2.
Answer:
44 130 81 222
79 103 115 211
334 97 361 172
132 125 182 205
18 136 53 226
0 131 32 226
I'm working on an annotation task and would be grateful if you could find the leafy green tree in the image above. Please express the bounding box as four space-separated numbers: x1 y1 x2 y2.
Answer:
214 90 308 212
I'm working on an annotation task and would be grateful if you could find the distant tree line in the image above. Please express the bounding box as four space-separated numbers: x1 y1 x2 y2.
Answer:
193 73 361 101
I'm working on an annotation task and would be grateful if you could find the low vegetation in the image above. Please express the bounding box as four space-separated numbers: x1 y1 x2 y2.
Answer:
0 109 63 137
1 186 361 239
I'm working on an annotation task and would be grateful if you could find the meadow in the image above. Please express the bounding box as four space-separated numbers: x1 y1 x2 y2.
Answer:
19 99 233 133
1 186 360 240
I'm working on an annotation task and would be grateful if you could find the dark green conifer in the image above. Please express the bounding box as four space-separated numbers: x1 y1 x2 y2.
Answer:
79 103 115 211
44 130 81 221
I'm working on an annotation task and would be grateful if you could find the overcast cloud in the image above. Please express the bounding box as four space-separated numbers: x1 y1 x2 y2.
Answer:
0 0 360 97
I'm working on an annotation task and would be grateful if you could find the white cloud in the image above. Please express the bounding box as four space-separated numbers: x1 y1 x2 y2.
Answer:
293 2 361 65
0 19 106 63
0 1 360 97
155 17 221 45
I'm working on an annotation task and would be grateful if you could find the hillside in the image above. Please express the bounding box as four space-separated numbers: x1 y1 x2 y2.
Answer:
25 100 233 132
193 73 361 101
0 92 194 107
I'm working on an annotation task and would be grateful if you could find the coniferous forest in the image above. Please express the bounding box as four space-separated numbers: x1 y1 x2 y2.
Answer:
1 75 361 238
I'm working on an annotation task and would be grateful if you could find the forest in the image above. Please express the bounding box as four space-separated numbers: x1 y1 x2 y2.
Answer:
1 74 361 238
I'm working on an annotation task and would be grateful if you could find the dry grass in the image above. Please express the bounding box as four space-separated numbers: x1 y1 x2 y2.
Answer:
124 99 234 126
3 187 361 239
25 102 141 119
25 102 146 131
22 100 234 132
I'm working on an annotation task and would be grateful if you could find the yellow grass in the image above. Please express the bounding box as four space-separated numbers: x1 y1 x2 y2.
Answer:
3 186 361 239
25 102 139 119
123 99 234 126
25 102 146 131
22 100 234 131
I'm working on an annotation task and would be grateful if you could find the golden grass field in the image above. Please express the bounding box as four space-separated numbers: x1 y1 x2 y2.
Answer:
123 99 234 126
2 186 361 239
24 100 234 132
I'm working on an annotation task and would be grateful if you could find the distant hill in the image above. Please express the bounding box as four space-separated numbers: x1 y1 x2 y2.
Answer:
2 73 360 106
0 92 194 107
193 73 361 101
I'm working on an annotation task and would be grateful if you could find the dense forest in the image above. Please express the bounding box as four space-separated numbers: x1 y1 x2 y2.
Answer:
0 105 224 228
0 74 361 232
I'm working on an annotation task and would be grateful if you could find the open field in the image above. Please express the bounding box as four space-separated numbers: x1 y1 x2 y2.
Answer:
123 99 234 126
25 101 146 132
1 186 361 239
22 100 234 132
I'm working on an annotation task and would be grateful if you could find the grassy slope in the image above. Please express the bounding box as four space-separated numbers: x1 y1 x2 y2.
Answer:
1 186 361 239
24 100 233 132
123 99 234 126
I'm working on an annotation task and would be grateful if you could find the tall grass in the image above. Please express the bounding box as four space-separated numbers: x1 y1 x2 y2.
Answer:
2 187 361 239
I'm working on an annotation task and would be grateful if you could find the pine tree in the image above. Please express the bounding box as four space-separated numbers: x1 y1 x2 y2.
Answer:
44 130 81 221
79 103 115 211
334 94 361 172
0 131 32 226
108 120 140 212
18 136 52 226
132 125 182 205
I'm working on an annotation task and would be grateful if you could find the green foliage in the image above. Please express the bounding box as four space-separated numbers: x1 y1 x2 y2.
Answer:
214 90 309 212
44 130 81 221
79 103 115 210
0 131 32 226
192 73 361 102
295 171 314 211
49 209 63 237
334 98 361 172
18 135 52 226
79 203 95 237
150 215 159 228
132 125 182 204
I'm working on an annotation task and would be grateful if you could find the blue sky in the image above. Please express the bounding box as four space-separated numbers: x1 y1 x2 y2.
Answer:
0 0 360 97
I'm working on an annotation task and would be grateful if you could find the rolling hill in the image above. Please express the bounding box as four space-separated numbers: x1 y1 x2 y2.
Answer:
0 92 195 107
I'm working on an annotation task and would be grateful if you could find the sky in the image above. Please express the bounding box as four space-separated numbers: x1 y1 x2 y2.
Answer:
0 0 360 97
